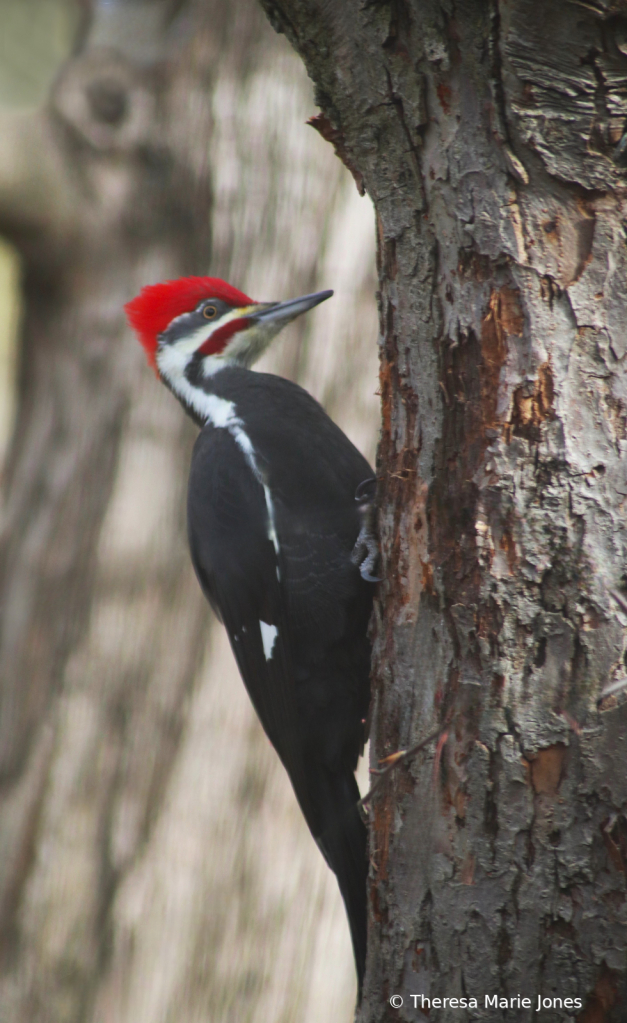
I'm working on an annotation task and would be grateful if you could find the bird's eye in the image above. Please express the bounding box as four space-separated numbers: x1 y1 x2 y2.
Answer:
203 305 217 320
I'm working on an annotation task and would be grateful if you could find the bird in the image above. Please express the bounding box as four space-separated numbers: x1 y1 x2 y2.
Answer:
125 275 378 996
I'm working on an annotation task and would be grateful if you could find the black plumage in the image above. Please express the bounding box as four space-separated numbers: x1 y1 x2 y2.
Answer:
125 278 375 997
186 368 373 991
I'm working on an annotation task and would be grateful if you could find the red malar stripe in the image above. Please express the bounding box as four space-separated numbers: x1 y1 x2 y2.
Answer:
198 317 250 357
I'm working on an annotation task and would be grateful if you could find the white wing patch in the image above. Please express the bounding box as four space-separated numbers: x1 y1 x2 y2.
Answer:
260 621 278 660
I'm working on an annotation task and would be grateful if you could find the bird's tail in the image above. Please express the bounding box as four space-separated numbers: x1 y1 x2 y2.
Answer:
316 770 368 999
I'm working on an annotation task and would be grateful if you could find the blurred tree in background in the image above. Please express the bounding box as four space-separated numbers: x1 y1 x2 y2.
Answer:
0 1 378 1020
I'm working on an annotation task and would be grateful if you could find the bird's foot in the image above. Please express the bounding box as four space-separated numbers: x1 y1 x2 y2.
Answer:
351 478 381 583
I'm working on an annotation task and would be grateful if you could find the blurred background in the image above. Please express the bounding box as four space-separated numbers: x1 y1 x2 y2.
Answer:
0 1 378 1021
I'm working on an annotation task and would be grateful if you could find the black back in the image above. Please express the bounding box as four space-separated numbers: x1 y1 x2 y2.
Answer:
186 368 373 993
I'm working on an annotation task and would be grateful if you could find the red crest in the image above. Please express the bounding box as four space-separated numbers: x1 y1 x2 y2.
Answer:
125 276 254 367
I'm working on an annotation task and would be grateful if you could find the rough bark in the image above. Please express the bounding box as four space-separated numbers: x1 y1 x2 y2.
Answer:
0 1 377 1020
257 0 627 1019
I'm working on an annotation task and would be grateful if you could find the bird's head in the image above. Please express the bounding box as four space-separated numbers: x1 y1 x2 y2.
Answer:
125 276 332 383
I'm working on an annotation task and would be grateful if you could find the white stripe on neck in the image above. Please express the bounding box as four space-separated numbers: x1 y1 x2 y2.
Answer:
157 345 281 569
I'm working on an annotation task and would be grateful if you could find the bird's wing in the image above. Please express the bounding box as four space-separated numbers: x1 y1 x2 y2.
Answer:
187 426 319 834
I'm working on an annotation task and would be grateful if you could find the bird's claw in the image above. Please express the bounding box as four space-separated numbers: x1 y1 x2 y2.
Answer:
354 477 376 502
352 478 381 583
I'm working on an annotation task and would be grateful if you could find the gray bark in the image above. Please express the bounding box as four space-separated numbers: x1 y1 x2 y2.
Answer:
257 0 627 1019
0 1 377 1020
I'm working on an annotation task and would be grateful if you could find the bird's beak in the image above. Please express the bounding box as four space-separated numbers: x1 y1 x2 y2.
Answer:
246 289 333 325
215 289 333 369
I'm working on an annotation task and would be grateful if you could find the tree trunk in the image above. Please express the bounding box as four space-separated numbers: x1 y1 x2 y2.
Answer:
0 1 377 1020
258 0 627 1018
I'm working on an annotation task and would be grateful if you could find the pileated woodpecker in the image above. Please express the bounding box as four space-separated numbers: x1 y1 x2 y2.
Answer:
125 276 377 995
